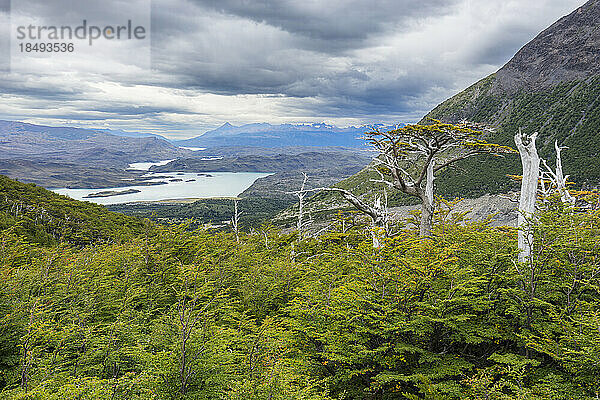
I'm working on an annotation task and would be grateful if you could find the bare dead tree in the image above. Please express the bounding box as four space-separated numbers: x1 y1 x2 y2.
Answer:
287 172 310 241
260 227 270 249
366 120 515 236
311 187 388 248
514 129 540 264
540 141 575 205
231 199 242 243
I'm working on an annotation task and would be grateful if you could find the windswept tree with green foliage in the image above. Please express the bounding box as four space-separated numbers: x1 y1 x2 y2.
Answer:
366 121 515 235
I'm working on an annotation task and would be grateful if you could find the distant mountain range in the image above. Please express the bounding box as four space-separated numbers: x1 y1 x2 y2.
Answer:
93 128 169 141
0 120 189 168
0 119 381 188
0 120 386 153
173 122 379 148
0 120 193 187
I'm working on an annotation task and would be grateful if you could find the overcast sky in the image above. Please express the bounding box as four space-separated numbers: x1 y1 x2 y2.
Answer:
0 0 586 138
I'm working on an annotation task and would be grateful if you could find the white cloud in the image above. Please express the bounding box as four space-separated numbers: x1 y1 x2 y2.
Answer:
0 0 587 138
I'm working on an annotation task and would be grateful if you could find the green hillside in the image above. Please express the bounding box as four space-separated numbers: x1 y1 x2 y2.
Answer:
3 2 600 398
1 183 600 399
0 175 145 245
426 76 600 189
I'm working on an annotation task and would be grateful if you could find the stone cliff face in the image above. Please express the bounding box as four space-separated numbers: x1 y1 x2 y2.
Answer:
495 0 600 93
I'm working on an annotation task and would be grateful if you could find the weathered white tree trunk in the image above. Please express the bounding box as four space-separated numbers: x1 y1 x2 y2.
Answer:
315 187 387 248
553 141 575 205
297 196 304 241
419 160 435 237
540 141 575 204
285 172 310 242
514 130 540 263
231 199 241 243
371 224 381 248
296 172 309 241
370 196 383 248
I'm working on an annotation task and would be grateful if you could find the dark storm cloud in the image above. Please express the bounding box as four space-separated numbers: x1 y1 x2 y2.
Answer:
190 0 460 49
274 64 460 119
0 78 94 100
76 104 199 118
144 0 586 125
0 0 588 136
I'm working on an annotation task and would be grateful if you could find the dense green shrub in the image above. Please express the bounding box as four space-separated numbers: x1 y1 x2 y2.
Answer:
1 190 599 399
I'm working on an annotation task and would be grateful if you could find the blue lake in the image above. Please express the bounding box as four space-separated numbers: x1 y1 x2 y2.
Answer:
52 172 272 205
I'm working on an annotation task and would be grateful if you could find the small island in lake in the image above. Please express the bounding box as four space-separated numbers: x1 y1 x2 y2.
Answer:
84 188 142 198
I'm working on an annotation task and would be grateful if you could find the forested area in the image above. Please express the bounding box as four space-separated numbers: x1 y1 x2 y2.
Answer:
1 175 600 399
0 175 144 246
3 0 600 398
107 197 294 230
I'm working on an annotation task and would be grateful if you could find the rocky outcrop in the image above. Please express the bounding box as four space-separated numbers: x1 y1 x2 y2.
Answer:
494 0 600 93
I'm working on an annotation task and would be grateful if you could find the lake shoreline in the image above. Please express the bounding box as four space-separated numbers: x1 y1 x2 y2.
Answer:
113 196 243 205
51 171 273 205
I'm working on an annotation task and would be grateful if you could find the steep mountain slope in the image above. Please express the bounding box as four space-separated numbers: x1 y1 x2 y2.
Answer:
174 122 370 148
494 0 600 93
426 0 600 187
